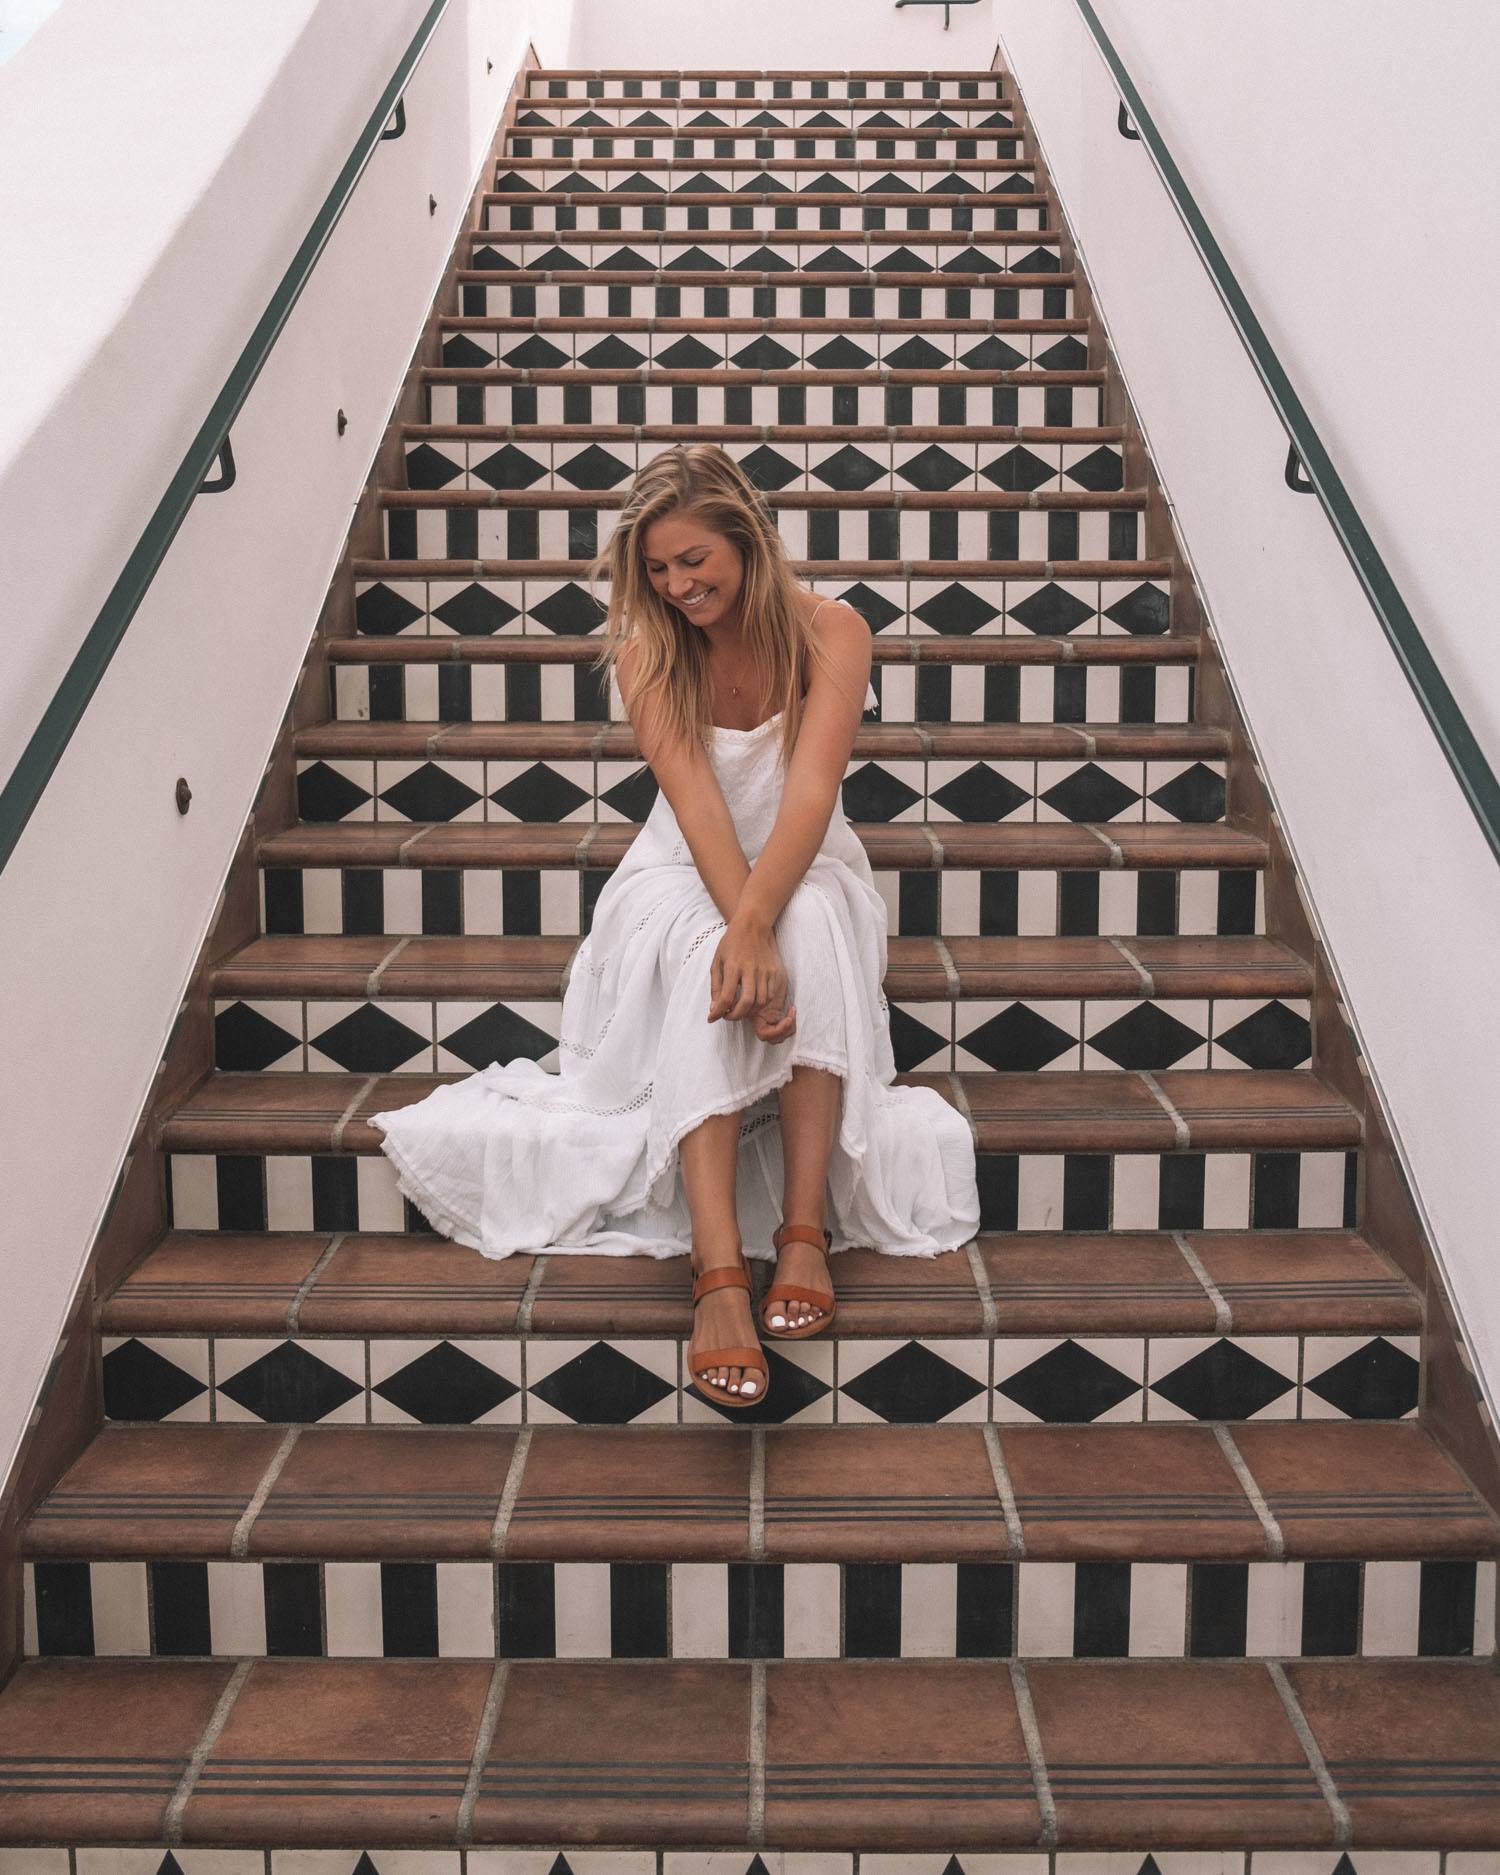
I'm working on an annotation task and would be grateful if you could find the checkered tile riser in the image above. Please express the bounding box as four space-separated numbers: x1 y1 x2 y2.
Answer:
469 230 1059 265
439 326 1091 376
506 135 1023 162
461 283 1074 330
26 1555 1491 1662
214 995 1310 1077
292 755 1227 828
425 382 1104 429
405 436 1115 497
258 863 1265 940
516 104 1019 129
164 1148 1350 1241
484 201 1051 234
499 159 1037 188
353 577 1165 639
531 78 1011 100
331 656 1191 727
99 1325 1412 1427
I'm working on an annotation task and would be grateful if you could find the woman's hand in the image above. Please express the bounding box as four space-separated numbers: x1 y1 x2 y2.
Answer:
708 913 797 1043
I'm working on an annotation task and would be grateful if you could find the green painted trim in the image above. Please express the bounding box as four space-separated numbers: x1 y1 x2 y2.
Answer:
0 0 453 874
1072 0 1500 863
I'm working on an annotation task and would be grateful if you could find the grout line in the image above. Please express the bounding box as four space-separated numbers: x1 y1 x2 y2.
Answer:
368 934 412 997
1008 1659 1056 1848
457 1660 510 1847
932 935 963 1001
288 1232 347 1334
1174 1229 1232 1335
965 1238 999 1337
1215 1424 1284 1560
749 1428 767 1562
1139 1069 1190 1150
162 1656 253 1843
231 1428 300 1560
1084 824 1123 866
983 1423 1026 1558
1109 935 1155 995
748 1659 768 1847
330 1074 378 1151
490 1426 533 1558
1267 1659 1352 1845
516 1254 549 1336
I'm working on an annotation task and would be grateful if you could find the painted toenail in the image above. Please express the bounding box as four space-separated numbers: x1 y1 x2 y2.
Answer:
741 1379 758 1394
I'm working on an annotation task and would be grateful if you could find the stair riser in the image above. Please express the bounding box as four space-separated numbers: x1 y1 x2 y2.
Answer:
163 1147 1352 1241
213 994 1309 1077
529 80 1010 100
498 166 1041 198
440 328 1089 375
485 204 1050 232
426 384 1104 427
405 433 1109 495
259 865 1265 940
332 659 1189 725
293 755 1227 828
470 235 1060 266
354 573 1163 638
518 105 1016 127
507 137 1023 161
459 286 1072 330
25 1556 1490 1664
101 1317 1401 1430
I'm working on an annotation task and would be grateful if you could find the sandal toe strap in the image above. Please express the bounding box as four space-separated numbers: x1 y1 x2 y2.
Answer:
763 1283 834 1310
689 1345 767 1378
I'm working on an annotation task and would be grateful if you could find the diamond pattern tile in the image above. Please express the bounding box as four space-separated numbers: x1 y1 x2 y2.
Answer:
996 1341 1141 1423
840 1341 986 1424
1304 1338 1421 1420
102 1340 209 1422
529 1341 676 1424
373 1341 520 1424
439 1002 557 1071
309 1004 429 1074
1150 1341 1296 1421
1008 584 1095 636
961 1002 1077 1072
432 584 520 636
379 763 484 823
912 583 1001 636
218 1342 363 1423
1087 1002 1207 1071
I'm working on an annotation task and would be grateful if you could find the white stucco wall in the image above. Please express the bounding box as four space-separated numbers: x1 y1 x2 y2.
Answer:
566 0 999 69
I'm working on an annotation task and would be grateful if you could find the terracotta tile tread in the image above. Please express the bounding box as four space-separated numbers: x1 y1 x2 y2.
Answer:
25 1421 1492 1567
457 267 1072 289
256 821 1265 869
351 557 1178 580
482 188 1052 207
328 636 1195 665
381 486 1130 511
294 721 1228 761
408 422 1125 445
4 1656 1500 1848
102 1229 1410 1342
210 934 1309 1006
419 368 1109 386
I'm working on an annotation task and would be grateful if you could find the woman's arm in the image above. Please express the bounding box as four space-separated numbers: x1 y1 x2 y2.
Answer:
733 603 872 933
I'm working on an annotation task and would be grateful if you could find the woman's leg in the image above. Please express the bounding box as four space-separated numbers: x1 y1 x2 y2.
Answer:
771 1064 842 1329
679 1106 760 1396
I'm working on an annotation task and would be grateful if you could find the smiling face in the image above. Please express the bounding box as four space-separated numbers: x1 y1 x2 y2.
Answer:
641 510 744 634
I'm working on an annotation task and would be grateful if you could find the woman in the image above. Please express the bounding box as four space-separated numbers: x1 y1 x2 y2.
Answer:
371 444 981 1410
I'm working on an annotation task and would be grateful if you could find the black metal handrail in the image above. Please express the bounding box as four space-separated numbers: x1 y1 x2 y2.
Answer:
894 0 980 27
0 0 452 874
1071 0 1500 861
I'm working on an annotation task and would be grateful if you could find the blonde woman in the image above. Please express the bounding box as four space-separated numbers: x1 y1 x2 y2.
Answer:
372 444 980 1411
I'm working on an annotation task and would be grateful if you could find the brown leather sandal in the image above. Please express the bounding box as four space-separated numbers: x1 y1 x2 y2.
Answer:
760 1222 837 1340
687 1252 771 1410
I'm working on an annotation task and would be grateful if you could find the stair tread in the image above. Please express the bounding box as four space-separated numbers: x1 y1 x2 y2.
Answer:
103 1225 1404 1340
256 819 1265 867
160 1069 1357 1155
1 1654 1497 1848
212 933 1311 1001
330 635 1197 664
26 1421 1485 1564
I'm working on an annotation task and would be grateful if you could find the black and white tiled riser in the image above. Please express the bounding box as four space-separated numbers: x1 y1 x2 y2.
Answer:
466 230 1058 267
293 756 1225 828
27 1555 1493 1663
485 201 1051 233
506 136 1022 162
516 103 1018 128
332 658 1191 728
462 280 1069 321
425 383 1104 429
260 864 1264 940
214 996 1310 1077
353 578 1166 640
531 78 1010 99
404 436 1113 496
438 327 1091 377
104 1326 1406 1433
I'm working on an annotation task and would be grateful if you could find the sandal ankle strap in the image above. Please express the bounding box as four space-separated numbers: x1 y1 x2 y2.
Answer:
773 1223 832 1253
692 1261 751 1303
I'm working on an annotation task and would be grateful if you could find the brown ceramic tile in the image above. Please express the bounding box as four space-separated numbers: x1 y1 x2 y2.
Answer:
1288 1659 1500 1844
101 1233 329 1335
1129 936 1311 998
296 1234 532 1335
764 1427 1008 1561
526 1254 693 1335
764 1660 1038 1846
961 1072 1176 1152
249 1427 515 1558
945 937 1143 999
341 1076 461 1149
1188 1230 1420 1334
932 824 1123 868
213 935 398 998
815 1246 984 1335
184 1658 492 1843
1156 1070 1360 1150
506 1428 751 1561
0 1657 233 1841
982 1233 1215 1334
1027 1659 1332 1845
473 1661 751 1842
26 1426 284 1558
880 936 951 999
1003 1424 1265 1559
1232 1422 1500 1557
162 1074 394 1153
379 934 577 998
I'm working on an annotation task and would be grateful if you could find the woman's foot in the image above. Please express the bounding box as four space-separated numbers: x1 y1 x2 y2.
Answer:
689 1236 765 1399
765 1222 834 1332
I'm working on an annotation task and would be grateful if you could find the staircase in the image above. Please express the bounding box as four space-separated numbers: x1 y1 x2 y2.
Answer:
5 60 1500 1868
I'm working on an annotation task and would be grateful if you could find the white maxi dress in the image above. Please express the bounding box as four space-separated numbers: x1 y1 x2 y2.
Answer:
370 675 982 1263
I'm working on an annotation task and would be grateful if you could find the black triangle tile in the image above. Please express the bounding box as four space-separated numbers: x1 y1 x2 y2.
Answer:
1148 763 1226 824
884 336 950 369
616 171 668 193
998 1341 1140 1423
546 172 603 194
812 446 885 492
1088 1001 1205 1070
493 171 540 193
731 337 801 370
1305 1338 1420 1420
980 446 1055 493
1007 583 1095 636
501 336 572 368
871 246 933 273
598 765 660 821
297 761 372 822
103 1340 208 1421
310 1003 428 1073
889 1004 949 1071
838 583 904 633
1013 245 1064 273
439 1003 556 1070
404 443 465 490
470 445 548 491
489 763 593 822
931 763 1031 823
556 444 634 491
219 1342 362 1423
380 763 484 823
1103 583 1171 636
735 245 797 272
578 336 649 368
374 1342 519 1424
806 248 865 275
1040 763 1141 823
529 245 587 271
1066 445 1126 492
664 245 728 272
471 245 520 271
216 1002 300 1073
529 584 608 636
656 336 726 368
899 445 971 492
597 246 656 271
913 582 1001 636
959 335 1028 370
530 1342 675 1424
842 1342 985 1423
1214 1001 1312 1070
432 584 521 636
805 336 878 369
943 246 1003 274
841 762 923 822
1034 335 1089 370
868 172 917 194
961 1002 1076 1071
1151 1341 1294 1420
735 446 802 491
356 583 423 636
442 333 495 367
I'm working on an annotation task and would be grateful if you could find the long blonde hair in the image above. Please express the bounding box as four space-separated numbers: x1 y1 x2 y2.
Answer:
587 443 848 770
